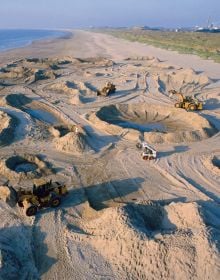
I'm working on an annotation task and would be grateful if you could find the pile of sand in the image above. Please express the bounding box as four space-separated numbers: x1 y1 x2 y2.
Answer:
157 68 211 94
0 186 11 203
33 69 58 82
65 201 219 280
0 62 58 84
45 81 77 94
91 103 216 143
68 81 96 105
0 66 35 80
0 154 52 180
203 154 220 175
0 111 17 146
4 93 67 126
0 111 11 134
77 57 114 67
0 185 17 207
46 80 96 105
51 125 90 154
125 56 155 61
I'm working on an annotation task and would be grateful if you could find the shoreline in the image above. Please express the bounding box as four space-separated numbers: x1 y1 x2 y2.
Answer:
0 29 72 53
0 29 219 79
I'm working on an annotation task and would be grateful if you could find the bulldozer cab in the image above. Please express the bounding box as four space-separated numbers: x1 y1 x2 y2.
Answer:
33 183 50 198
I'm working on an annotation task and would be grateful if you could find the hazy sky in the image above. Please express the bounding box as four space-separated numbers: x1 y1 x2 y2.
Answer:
0 0 219 29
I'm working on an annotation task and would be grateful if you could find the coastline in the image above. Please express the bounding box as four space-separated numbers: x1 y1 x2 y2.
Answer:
0 29 72 52
0 30 219 79
0 29 73 65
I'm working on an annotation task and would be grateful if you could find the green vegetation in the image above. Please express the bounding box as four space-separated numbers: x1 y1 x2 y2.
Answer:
95 29 220 63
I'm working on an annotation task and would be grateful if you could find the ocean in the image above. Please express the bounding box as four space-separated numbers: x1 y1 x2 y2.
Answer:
0 29 68 52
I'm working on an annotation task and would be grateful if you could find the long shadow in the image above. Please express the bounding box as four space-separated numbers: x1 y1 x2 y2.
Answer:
212 156 220 168
158 145 189 158
32 225 57 277
122 201 177 237
200 113 220 131
179 174 220 203
0 115 19 147
36 177 144 218
6 93 32 107
122 197 188 237
152 196 188 205
197 200 220 253
204 98 220 110
0 225 56 279
83 124 120 151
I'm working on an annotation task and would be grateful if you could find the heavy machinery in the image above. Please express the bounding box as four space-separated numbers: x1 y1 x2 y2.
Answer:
169 90 203 111
97 82 116 97
17 180 68 216
136 141 157 160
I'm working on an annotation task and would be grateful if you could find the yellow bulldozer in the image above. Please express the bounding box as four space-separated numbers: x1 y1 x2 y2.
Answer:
97 82 116 97
169 90 203 111
17 179 68 216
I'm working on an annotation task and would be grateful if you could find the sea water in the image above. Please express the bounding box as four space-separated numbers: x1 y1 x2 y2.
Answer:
0 29 68 52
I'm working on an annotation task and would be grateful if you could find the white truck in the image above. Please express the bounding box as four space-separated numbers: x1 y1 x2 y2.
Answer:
136 141 157 160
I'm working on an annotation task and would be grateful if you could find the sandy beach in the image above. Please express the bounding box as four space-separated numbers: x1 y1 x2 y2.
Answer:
0 30 219 280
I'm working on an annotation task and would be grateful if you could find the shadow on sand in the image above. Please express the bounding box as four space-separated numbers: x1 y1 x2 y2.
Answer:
0 225 56 280
158 145 189 158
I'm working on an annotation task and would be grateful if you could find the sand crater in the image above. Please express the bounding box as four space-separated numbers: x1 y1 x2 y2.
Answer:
5 156 38 173
93 103 216 143
0 154 53 180
212 156 220 169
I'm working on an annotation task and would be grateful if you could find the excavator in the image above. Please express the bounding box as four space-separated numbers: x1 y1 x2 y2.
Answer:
169 90 203 111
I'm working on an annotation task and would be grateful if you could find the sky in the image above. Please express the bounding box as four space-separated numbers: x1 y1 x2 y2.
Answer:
0 0 219 29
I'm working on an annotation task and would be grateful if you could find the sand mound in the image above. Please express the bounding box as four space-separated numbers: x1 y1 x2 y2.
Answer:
69 81 96 104
65 201 219 280
53 126 90 154
77 57 114 67
212 156 220 169
0 65 35 80
0 63 58 83
46 81 77 94
157 68 211 94
0 185 17 207
49 125 72 138
125 56 155 61
0 186 11 202
46 80 97 105
0 154 52 180
0 111 11 134
203 154 220 175
0 111 18 146
33 69 58 82
5 93 64 125
0 201 38 279
91 103 216 143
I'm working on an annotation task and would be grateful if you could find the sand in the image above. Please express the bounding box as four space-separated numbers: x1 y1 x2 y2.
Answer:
0 30 219 280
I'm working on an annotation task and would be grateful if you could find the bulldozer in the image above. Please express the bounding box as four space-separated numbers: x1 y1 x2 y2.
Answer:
17 179 68 216
169 90 203 111
97 82 116 97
